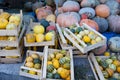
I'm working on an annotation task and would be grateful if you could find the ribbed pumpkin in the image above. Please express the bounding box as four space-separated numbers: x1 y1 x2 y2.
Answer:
95 4 110 18
108 37 120 52
36 6 53 21
0 18 8 29
106 0 120 15
79 7 95 18
108 15 120 33
57 12 80 27
80 0 98 8
93 17 108 33
62 1 80 12
80 19 99 31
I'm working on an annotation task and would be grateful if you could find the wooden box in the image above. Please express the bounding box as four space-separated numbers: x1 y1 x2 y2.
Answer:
56 23 76 50
0 24 25 47
42 46 74 80
64 23 107 53
0 9 23 36
24 21 55 47
19 50 44 79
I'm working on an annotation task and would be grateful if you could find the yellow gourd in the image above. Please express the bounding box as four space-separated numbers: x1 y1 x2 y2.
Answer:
0 18 8 29
53 59 59 69
56 53 63 60
47 61 52 65
0 12 10 20
83 35 91 43
60 69 70 79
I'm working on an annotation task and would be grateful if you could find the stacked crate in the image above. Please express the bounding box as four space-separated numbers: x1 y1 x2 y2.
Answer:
0 9 25 63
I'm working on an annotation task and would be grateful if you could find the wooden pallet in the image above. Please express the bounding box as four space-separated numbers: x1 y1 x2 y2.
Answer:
24 21 55 47
19 50 44 79
0 24 25 47
64 23 107 54
56 23 77 50
0 9 23 36
42 46 74 80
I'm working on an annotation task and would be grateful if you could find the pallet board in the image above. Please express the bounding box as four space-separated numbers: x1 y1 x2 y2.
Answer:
0 9 23 36
64 23 107 53
19 50 44 79
43 46 74 80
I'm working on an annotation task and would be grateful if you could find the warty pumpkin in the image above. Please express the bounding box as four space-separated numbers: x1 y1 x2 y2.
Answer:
93 17 108 33
79 7 95 18
62 1 80 12
107 15 120 33
80 19 99 31
95 4 110 18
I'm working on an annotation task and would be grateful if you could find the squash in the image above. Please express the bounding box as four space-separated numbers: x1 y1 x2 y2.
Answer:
56 53 63 60
113 60 120 67
106 0 119 15
109 64 116 71
106 68 114 77
24 2 33 12
25 62 34 68
53 73 61 79
95 4 110 18
36 6 53 21
39 19 50 29
102 71 109 78
63 63 70 70
59 57 66 65
31 53 39 59
105 59 113 65
62 1 80 12
32 1 45 12
33 58 41 64
59 69 70 79
0 12 10 20
53 59 59 69
80 0 98 8
26 33 36 43
80 19 99 31
6 23 17 30
47 73 53 78
57 12 80 27
79 7 95 18
108 37 120 52
107 15 120 33
100 60 109 69
47 64 54 72
93 17 108 33
0 18 8 29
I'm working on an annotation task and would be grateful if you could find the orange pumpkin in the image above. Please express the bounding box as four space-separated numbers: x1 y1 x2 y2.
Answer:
80 19 99 31
95 4 110 18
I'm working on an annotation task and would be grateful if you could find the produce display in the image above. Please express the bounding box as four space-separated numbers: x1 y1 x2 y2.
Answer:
96 55 120 79
46 50 71 80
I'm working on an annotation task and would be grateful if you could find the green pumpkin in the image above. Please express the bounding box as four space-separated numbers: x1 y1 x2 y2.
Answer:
64 56 70 63
75 27 83 33
100 60 109 69
59 57 66 65
39 19 50 29
53 73 61 79
47 64 54 72
102 71 109 78
47 72 53 78
33 59 41 64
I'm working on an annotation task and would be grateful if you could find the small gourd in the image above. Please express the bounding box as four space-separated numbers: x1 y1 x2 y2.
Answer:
102 71 109 78
105 59 113 65
47 73 53 78
39 19 50 29
47 64 54 72
59 57 66 65
109 64 116 71
33 59 41 64
53 73 61 79
0 18 8 29
100 60 109 69
63 63 70 69
106 68 114 77
53 59 59 69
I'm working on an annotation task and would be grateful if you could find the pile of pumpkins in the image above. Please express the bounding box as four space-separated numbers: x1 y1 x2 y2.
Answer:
26 19 56 43
46 50 71 79
0 12 21 30
23 53 42 75
96 55 120 79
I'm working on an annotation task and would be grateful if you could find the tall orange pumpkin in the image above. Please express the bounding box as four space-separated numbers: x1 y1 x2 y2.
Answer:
95 4 110 18
80 19 99 31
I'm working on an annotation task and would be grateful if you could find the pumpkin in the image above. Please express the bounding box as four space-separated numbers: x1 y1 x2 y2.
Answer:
108 15 120 33
63 63 70 70
93 45 107 55
32 1 45 11
39 19 50 29
93 17 108 33
80 19 99 31
0 18 8 29
80 0 98 8
57 12 80 27
0 12 10 20
99 0 107 3
53 59 59 69
56 53 63 60
106 0 120 15
79 7 95 18
106 68 114 77
46 14 56 23
62 1 80 12
24 2 33 12
108 37 120 52
47 64 54 72
95 4 110 18
23 15 35 25
36 6 53 21
59 69 69 79
59 57 66 65
26 33 35 43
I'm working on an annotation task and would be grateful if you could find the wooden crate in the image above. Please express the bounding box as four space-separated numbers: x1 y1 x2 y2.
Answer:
64 23 107 53
0 24 25 47
42 46 74 80
24 21 55 47
73 54 98 80
0 9 23 36
56 23 77 50
19 50 44 79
